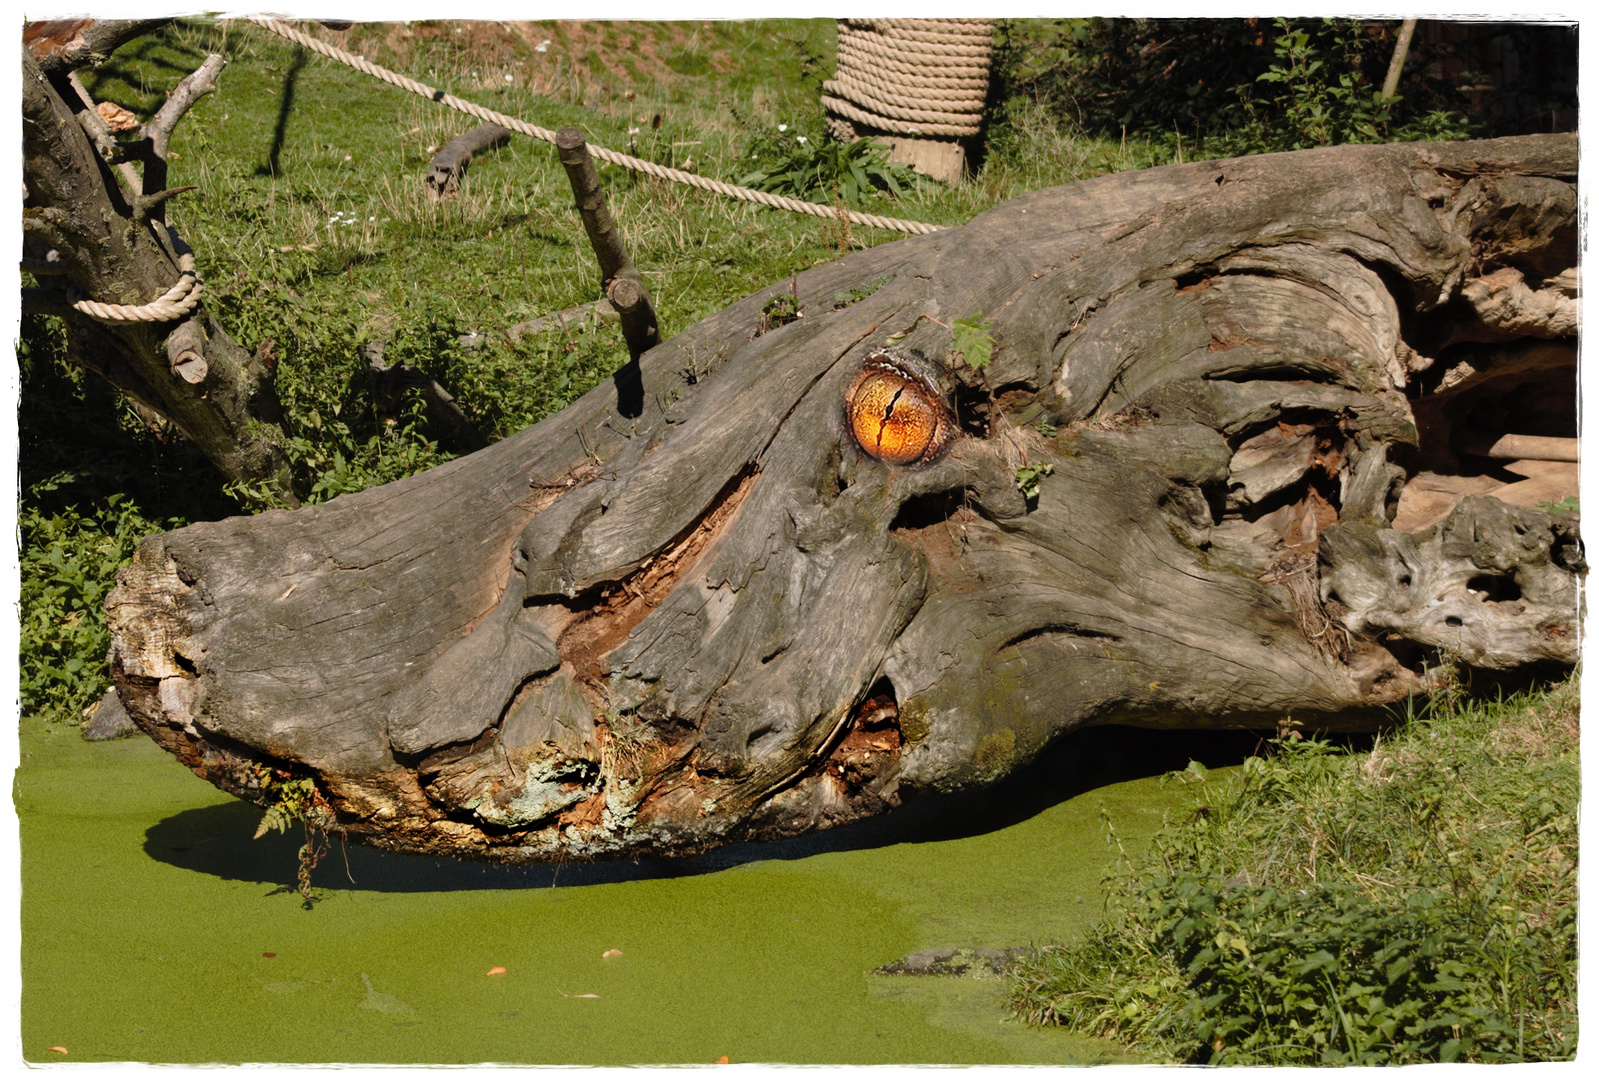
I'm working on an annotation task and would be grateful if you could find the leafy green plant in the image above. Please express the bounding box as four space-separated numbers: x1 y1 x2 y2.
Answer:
1538 495 1579 515
1229 19 1471 151
251 766 340 907
740 137 925 202
1015 463 1054 500
1008 676 1579 1063
18 487 185 721
991 18 1478 162
950 314 995 370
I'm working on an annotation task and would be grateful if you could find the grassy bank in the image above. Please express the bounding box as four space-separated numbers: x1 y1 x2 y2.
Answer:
1007 674 1579 1064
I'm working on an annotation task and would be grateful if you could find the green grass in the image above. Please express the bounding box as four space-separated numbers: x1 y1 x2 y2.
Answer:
1007 674 1579 1064
21 17 1189 722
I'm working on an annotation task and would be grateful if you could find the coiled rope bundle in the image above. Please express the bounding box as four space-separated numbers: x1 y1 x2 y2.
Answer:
822 18 994 141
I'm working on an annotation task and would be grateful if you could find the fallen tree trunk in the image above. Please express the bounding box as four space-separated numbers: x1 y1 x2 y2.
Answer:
108 135 1582 863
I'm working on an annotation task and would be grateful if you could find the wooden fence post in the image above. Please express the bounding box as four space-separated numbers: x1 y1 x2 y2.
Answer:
555 126 658 417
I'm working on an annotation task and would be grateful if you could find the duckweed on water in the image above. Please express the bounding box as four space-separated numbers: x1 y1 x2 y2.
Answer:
20 717 1269 1063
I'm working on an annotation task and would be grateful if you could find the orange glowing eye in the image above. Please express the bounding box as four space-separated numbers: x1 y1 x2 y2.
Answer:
845 350 953 465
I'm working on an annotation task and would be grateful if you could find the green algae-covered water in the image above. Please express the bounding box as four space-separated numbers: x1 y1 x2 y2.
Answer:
17 719 1254 1064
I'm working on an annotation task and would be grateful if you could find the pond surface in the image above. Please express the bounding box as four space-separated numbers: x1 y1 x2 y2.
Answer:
17 719 1256 1064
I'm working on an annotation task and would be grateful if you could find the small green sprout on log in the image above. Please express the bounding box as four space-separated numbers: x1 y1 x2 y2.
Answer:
1015 462 1054 501
950 314 995 370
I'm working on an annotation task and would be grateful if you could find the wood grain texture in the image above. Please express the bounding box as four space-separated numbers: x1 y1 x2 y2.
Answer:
108 135 1582 862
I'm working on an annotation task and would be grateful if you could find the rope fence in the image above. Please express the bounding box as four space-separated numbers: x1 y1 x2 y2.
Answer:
246 17 944 236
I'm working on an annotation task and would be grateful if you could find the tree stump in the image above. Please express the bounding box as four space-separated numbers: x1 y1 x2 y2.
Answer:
107 135 1581 864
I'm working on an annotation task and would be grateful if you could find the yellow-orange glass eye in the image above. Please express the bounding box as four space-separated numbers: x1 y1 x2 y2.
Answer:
845 351 953 465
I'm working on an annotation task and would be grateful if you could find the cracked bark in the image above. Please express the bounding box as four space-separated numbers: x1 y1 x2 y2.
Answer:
107 135 1581 863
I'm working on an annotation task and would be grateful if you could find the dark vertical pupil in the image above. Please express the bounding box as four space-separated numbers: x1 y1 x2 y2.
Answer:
877 386 905 447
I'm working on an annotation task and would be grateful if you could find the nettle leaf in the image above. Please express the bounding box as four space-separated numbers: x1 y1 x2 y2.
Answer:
950 314 995 369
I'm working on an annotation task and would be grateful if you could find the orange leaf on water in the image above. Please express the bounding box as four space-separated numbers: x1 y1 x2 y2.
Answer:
716 1055 730 1064
48 1047 68 1055
486 966 507 976
602 949 623 958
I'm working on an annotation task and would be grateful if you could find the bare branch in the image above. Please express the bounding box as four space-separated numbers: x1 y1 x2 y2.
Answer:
457 299 618 349
65 71 144 191
426 123 512 200
143 53 227 160
362 341 489 453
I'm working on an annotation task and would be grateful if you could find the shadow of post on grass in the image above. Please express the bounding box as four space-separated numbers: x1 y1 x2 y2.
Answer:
257 46 308 177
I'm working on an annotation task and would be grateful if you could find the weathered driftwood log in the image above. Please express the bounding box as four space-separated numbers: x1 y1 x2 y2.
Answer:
108 135 1582 864
424 122 511 200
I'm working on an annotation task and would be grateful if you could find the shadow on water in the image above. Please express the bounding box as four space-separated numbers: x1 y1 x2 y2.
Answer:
145 724 1273 894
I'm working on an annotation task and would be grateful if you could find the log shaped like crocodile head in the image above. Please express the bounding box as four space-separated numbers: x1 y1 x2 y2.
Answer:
109 136 1581 863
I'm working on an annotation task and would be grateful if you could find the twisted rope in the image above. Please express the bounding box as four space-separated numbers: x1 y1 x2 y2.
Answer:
69 220 203 323
824 19 994 140
247 17 942 236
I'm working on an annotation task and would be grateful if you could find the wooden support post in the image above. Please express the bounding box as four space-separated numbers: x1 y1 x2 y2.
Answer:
555 127 644 294
555 127 659 418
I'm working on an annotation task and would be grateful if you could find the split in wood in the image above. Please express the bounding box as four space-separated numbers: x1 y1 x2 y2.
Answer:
425 123 512 200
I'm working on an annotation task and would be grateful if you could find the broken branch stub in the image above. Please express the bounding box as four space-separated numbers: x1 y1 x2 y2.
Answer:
108 135 1581 865
425 122 512 200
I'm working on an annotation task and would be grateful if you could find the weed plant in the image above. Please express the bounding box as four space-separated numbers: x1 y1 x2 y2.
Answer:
1007 675 1579 1063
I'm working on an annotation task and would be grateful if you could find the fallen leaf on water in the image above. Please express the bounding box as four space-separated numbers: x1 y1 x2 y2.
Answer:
557 989 601 999
48 1047 68 1054
602 949 623 958
716 1056 730 1064
486 966 507 976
